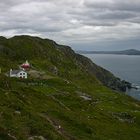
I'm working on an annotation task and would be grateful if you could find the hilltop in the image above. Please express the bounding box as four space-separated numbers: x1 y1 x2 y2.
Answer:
77 49 140 55
0 35 140 140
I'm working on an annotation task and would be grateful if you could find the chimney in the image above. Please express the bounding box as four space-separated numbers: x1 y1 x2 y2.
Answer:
10 69 12 76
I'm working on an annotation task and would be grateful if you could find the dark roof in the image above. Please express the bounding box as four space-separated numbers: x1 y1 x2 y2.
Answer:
11 70 26 75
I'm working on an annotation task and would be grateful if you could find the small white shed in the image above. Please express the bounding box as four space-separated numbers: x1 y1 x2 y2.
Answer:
10 69 27 79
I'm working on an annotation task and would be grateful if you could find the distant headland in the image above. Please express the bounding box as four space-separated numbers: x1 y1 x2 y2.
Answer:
77 49 140 55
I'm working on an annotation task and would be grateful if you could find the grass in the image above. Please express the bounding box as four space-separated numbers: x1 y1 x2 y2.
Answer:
0 35 140 139
0 76 140 140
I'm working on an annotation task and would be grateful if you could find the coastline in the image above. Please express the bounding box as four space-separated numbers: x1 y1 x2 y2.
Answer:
81 53 140 101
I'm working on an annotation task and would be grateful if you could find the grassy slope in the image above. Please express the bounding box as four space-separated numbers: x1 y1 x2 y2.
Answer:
0 36 140 140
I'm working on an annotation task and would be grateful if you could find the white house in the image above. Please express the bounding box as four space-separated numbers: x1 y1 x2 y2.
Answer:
10 69 27 79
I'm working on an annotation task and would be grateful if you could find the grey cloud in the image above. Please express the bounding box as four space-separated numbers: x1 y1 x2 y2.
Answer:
0 0 140 50
96 12 136 20
84 0 140 12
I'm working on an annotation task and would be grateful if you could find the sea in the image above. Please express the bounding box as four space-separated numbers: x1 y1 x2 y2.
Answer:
83 54 140 101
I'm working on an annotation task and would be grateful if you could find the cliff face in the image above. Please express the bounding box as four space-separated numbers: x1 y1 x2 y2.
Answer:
76 54 131 91
56 44 131 92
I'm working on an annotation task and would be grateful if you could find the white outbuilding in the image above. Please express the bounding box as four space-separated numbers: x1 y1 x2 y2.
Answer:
10 69 27 79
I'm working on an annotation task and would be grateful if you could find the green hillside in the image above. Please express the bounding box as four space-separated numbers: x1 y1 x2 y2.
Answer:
0 35 140 140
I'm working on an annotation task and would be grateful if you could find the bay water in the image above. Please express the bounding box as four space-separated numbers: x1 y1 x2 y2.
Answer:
83 54 140 101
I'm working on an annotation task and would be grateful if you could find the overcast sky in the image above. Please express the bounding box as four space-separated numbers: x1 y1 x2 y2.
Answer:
0 0 140 51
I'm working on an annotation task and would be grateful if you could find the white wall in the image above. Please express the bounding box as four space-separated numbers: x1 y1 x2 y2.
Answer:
17 71 27 79
10 71 27 79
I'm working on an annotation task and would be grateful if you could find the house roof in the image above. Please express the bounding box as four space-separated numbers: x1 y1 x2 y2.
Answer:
11 70 26 75
21 60 30 68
